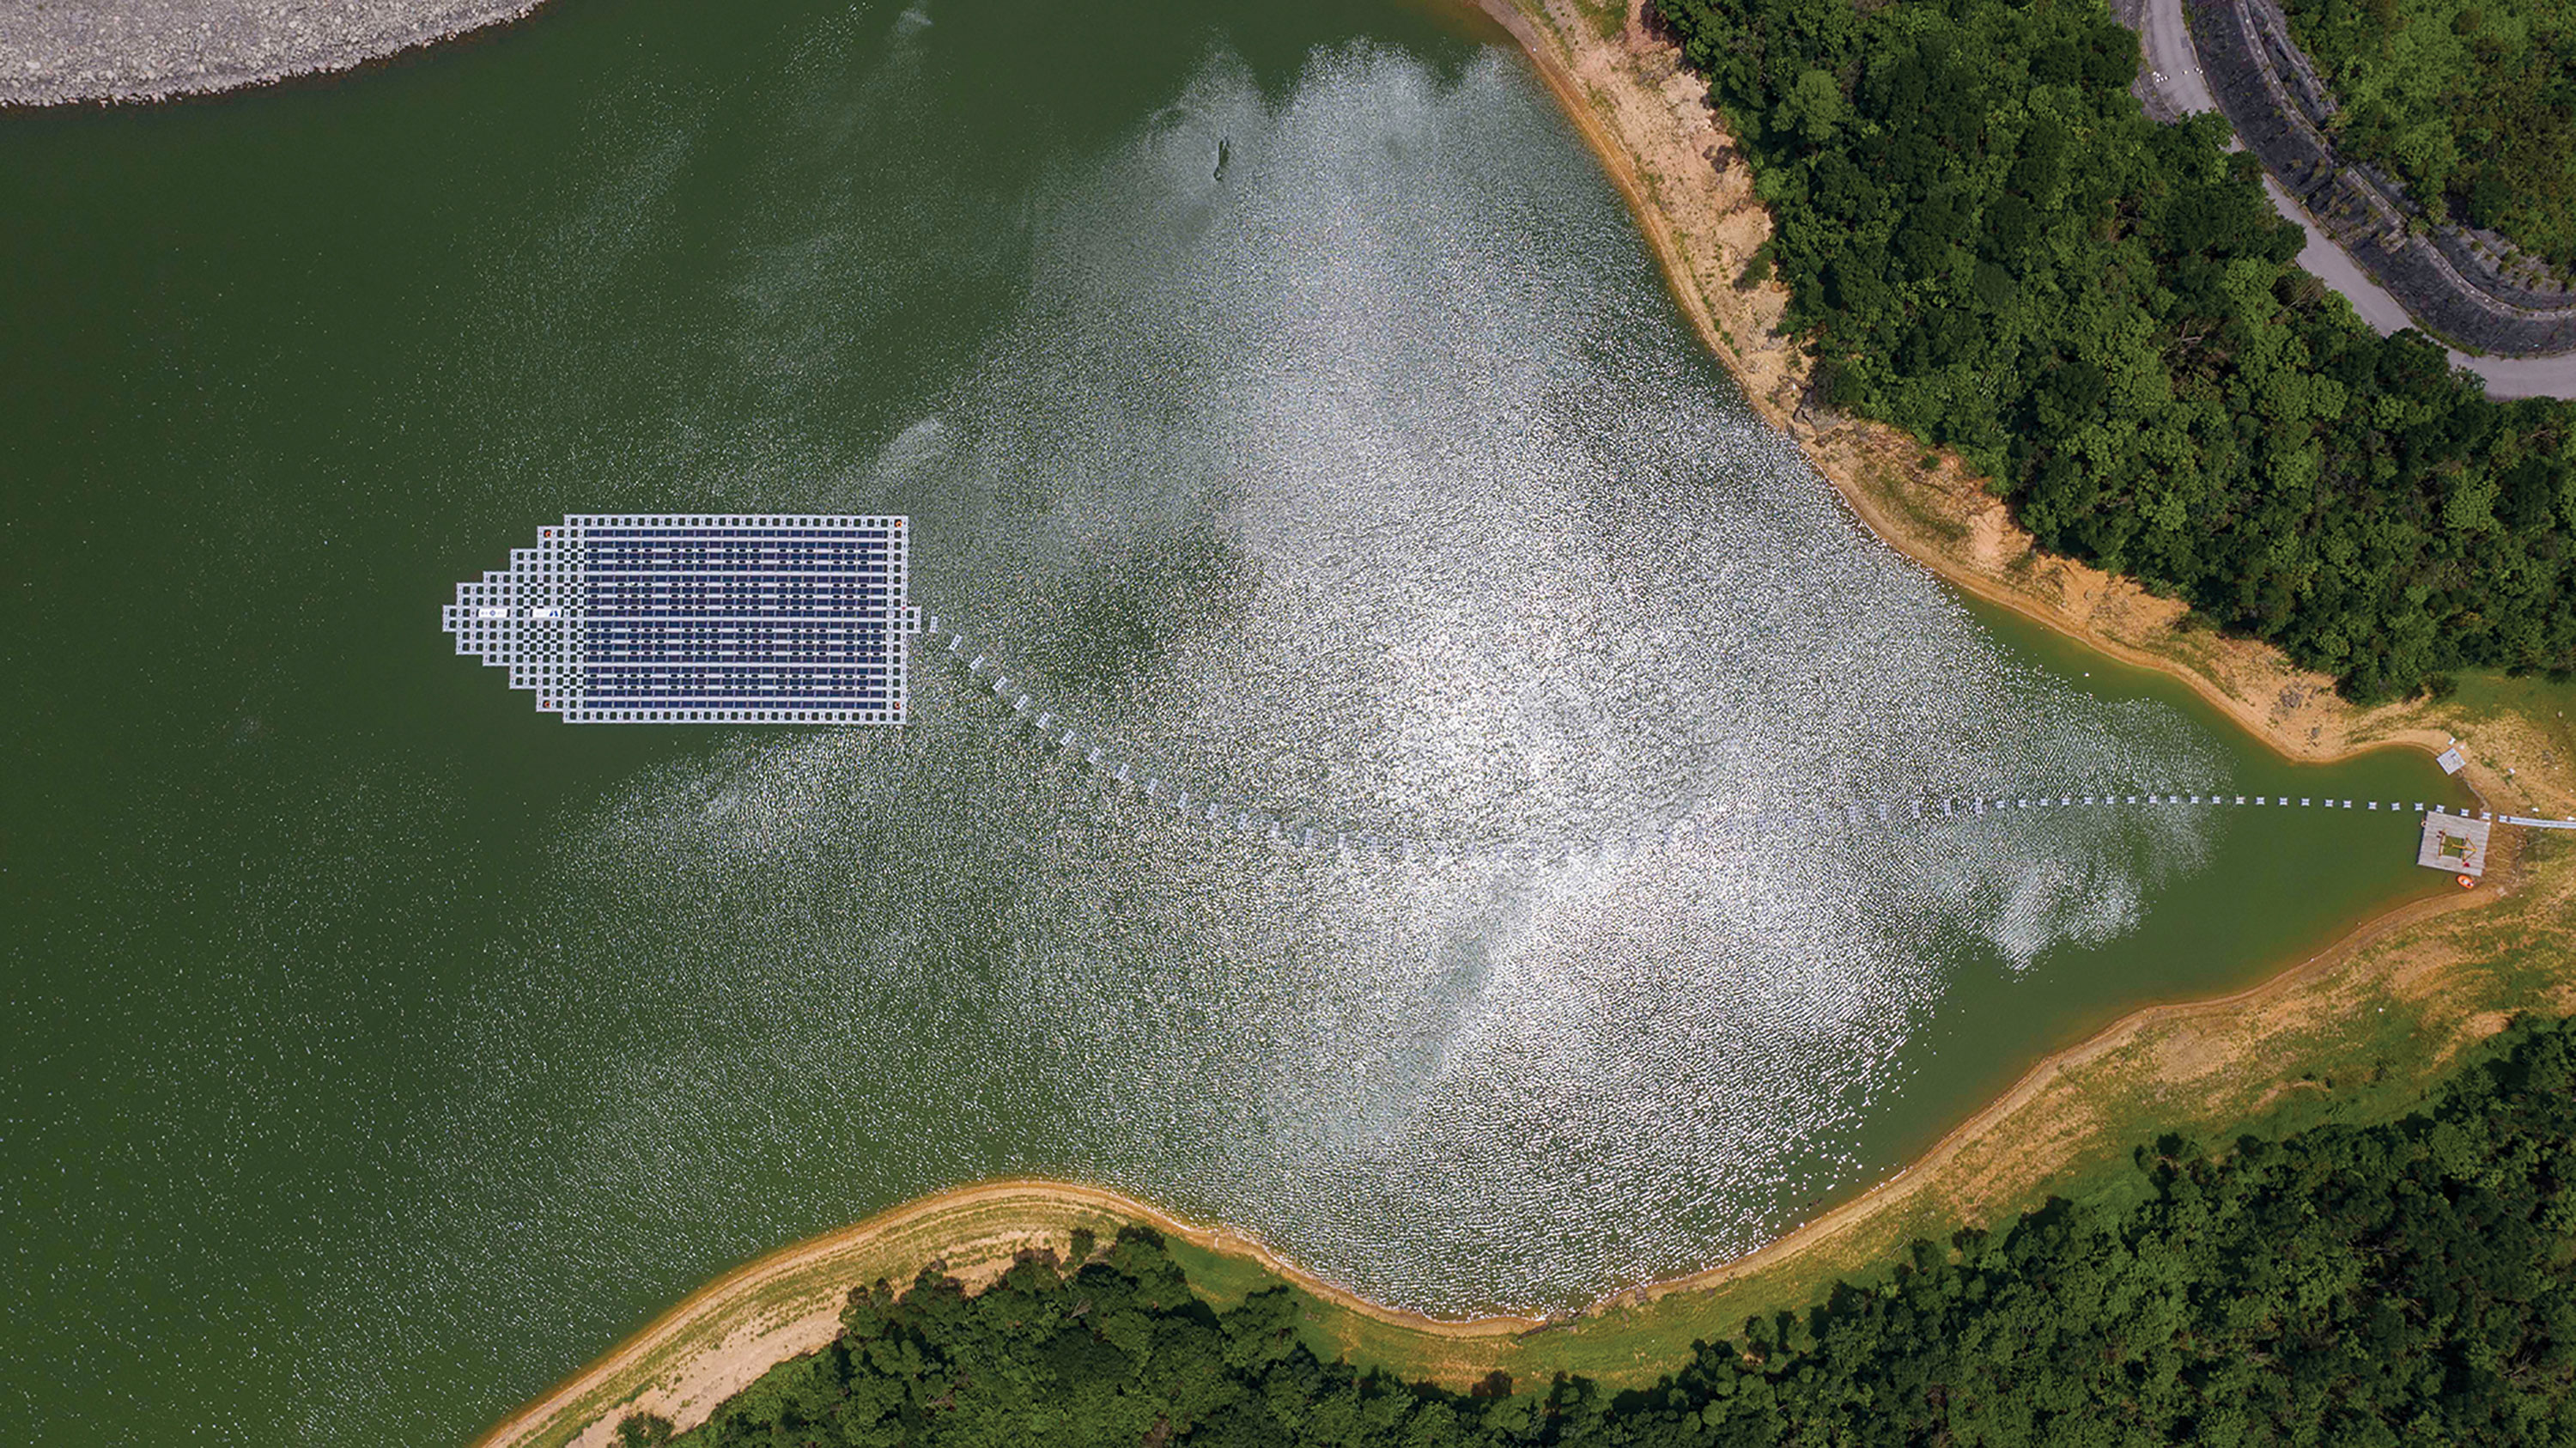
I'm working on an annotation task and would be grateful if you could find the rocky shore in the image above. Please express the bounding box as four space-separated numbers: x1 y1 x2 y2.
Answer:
0 0 545 106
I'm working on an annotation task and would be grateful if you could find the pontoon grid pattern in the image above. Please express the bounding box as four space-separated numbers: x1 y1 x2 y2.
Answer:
441 514 917 723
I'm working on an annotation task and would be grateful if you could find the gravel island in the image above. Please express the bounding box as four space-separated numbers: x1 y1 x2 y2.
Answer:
2 0 548 106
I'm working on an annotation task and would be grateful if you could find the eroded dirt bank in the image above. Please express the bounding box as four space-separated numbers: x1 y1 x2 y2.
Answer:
449 2 2572 1438
473 1180 1546 1448
1473 0 2570 812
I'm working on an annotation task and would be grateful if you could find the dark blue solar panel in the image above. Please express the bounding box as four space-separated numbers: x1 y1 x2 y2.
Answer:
571 519 907 720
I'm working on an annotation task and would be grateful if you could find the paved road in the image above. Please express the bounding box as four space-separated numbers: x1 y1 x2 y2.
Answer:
2123 0 2576 399
2136 0 2218 118
2263 186 2576 398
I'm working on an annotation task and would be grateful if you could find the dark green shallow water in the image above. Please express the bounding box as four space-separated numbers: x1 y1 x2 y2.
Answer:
0 0 2463 1441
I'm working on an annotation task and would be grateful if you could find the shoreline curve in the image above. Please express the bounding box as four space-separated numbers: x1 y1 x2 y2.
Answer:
478 830 2533 1447
468 1179 1545 1448
1467 0 2492 781
47 0 2540 1440
478 5 2574 1442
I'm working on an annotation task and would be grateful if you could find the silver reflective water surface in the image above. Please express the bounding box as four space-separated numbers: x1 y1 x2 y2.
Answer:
419 41 2227 1320
2 6 2463 1445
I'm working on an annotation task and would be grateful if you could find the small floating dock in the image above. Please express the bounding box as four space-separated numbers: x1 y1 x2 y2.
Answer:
2418 812 2490 878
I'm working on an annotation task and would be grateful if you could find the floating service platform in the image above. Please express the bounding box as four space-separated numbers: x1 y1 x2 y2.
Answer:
441 514 918 723
2418 812 2491 879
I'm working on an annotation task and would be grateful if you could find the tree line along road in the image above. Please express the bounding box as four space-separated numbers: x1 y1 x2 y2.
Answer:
2115 0 2576 399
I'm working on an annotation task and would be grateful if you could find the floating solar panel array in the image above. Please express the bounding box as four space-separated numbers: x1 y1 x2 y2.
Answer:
441 514 918 723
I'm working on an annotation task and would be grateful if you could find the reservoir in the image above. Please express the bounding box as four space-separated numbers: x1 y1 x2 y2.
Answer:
0 0 2462 1443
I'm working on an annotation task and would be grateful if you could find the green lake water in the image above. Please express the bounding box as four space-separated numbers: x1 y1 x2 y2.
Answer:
0 0 2466 1441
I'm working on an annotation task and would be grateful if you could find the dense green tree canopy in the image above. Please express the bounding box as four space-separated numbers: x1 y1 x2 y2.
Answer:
669 1016 2576 1445
1656 0 2576 700
2286 0 2576 269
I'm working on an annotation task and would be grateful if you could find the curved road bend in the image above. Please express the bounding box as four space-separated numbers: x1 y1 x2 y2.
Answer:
2123 0 2576 399
2129 0 2219 119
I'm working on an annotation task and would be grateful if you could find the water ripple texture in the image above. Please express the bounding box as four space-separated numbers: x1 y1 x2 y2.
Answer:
426 41 2235 1321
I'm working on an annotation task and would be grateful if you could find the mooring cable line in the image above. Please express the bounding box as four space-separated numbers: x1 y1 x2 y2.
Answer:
913 612 2567 867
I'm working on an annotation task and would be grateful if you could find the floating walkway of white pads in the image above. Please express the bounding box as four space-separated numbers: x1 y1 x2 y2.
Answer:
917 616 2576 860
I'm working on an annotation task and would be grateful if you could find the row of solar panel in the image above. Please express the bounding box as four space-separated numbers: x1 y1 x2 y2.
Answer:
579 622 893 638
567 514 903 523
583 550 895 564
565 514 904 525
582 579 892 588
583 643 896 657
580 641 895 652
582 617 890 627
580 587 891 598
584 570 892 578
586 659 892 667
583 533 895 546
581 613 890 626
582 572 891 582
585 652 896 665
580 557 882 567
582 528 895 538
581 594 892 605
559 709 899 723
581 561 896 575
579 689 896 703
581 606 891 614
581 584 893 593
580 666 895 679
577 528 903 541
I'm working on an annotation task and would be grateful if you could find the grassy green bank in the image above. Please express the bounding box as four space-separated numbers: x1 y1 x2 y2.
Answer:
491 670 2576 1443
1212 808 2576 1396
629 986 2576 1445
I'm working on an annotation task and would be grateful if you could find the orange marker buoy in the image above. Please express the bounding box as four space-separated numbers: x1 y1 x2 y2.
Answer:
2458 874 2477 889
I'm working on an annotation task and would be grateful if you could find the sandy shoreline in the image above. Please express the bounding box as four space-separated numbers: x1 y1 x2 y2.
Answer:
477 4 2576 1440
471 1180 1551 1448
32 0 2530 1438
1471 0 2514 781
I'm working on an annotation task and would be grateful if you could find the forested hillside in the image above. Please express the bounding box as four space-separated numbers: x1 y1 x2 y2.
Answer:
1650 0 2574 700
2285 0 2576 269
648 1015 2576 1445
